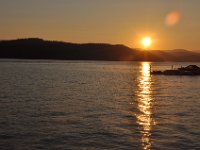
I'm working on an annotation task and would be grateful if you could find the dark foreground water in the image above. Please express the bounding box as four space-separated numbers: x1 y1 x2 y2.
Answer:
0 60 200 150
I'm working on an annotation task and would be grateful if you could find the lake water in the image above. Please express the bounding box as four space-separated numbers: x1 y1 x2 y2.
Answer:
0 60 200 150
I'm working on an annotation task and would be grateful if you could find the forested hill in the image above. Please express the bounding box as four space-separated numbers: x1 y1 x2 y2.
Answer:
0 38 135 61
1 38 200 62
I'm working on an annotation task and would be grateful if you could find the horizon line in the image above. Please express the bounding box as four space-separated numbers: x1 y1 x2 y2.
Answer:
1 37 200 51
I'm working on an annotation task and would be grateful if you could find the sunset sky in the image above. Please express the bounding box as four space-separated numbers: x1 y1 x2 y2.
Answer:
1 0 200 50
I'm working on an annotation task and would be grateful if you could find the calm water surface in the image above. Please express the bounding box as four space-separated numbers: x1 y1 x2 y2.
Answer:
0 60 200 150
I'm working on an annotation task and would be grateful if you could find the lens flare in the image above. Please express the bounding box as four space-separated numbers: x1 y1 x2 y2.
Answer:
165 11 181 26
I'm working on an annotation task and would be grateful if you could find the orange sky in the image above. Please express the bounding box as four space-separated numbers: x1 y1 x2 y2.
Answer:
1 0 200 50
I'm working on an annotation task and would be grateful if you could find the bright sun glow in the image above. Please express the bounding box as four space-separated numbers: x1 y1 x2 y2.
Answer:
142 37 152 49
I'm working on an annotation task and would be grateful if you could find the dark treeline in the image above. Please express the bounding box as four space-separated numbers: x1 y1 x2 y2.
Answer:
1 38 200 61
0 38 135 61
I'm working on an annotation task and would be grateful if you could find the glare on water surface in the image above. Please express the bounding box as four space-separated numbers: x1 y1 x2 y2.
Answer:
135 62 155 150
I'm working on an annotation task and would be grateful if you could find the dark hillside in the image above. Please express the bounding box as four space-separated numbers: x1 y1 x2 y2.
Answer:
1 38 200 61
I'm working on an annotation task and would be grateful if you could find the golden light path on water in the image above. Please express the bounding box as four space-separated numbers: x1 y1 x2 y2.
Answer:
136 62 155 150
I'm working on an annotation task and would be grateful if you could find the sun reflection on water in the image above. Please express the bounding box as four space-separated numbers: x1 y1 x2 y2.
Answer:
136 62 155 150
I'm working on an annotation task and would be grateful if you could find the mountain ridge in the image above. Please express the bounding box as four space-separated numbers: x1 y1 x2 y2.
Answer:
1 38 200 62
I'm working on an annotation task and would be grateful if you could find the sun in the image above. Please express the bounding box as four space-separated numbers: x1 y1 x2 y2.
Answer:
142 37 152 49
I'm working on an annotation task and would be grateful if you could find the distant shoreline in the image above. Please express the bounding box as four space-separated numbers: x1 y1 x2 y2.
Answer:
1 38 200 62
0 58 200 63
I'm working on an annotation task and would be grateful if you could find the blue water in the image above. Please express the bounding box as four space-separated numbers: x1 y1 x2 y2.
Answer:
0 60 200 150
